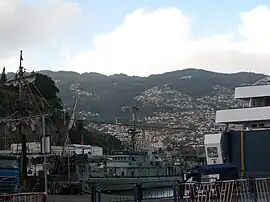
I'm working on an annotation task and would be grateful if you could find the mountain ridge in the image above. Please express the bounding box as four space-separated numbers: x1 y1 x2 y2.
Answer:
6 68 268 121
38 68 266 78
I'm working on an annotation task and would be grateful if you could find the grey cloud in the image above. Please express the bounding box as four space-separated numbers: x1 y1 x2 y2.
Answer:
0 0 81 58
182 50 270 75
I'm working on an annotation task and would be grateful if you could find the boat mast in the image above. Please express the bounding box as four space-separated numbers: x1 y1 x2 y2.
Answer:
0 50 52 194
18 50 28 189
60 93 78 184
128 106 140 151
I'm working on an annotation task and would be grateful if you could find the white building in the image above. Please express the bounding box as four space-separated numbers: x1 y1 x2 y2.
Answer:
10 142 103 156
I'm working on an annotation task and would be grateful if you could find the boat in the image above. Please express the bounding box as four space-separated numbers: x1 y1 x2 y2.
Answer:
203 76 270 179
84 150 183 191
180 77 270 200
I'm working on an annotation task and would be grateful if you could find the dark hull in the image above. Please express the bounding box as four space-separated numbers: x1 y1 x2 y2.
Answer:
223 129 270 178
86 176 182 191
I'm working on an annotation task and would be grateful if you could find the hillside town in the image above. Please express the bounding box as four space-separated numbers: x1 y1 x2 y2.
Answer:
77 84 246 152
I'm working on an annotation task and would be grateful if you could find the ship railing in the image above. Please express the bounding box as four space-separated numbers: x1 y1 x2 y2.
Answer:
0 192 47 202
178 178 270 201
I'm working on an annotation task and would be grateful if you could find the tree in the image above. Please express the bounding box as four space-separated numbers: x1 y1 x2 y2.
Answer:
0 69 121 151
27 73 63 113
0 71 63 118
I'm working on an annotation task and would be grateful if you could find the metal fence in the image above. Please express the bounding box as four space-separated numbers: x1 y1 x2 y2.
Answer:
95 182 135 202
0 192 47 202
94 180 176 202
45 178 270 201
178 178 270 201
94 178 270 201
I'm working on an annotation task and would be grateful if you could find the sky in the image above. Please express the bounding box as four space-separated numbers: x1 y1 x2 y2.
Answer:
1 0 270 76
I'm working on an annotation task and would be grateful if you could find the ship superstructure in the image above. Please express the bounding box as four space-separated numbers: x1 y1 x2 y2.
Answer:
204 77 270 178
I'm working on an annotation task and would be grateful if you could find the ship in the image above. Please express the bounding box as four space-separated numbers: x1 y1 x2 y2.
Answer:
82 150 183 192
203 76 270 179
78 105 190 192
179 77 270 200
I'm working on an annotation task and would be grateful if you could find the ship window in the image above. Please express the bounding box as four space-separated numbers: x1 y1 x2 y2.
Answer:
266 98 270 106
207 147 218 158
251 124 257 128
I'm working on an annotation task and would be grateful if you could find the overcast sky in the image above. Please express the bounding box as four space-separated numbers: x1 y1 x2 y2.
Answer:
1 0 270 76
